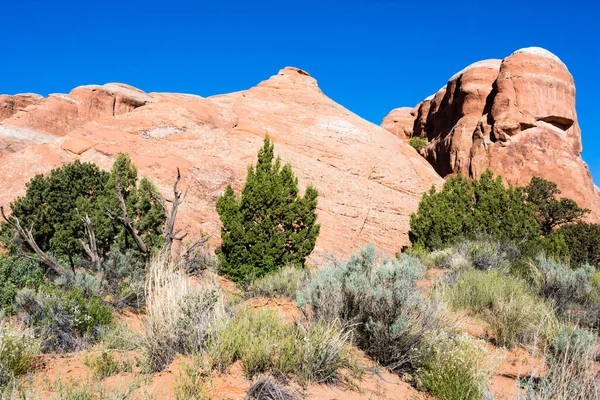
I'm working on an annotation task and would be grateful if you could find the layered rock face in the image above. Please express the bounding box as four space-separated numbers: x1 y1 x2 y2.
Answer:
0 84 154 157
0 67 443 258
382 48 600 218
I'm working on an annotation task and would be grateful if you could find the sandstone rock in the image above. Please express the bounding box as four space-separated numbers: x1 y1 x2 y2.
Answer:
0 93 44 121
0 67 443 259
61 138 94 155
0 83 155 136
381 48 600 218
381 107 415 140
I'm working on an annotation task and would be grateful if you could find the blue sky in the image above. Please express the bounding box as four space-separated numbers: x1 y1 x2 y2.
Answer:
2 0 599 185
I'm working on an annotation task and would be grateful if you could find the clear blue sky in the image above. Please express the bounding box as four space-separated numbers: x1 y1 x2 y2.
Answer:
2 0 599 185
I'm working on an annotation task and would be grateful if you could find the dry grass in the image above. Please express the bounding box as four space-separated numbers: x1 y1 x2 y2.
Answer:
143 252 225 371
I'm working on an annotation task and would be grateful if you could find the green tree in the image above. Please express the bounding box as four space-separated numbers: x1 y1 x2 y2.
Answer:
409 174 475 250
3 154 165 269
558 222 600 267
216 136 320 283
523 177 589 236
409 170 541 250
101 154 165 253
8 160 110 267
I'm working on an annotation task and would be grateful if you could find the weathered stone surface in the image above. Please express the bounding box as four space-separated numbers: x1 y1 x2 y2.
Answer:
0 93 44 121
381 48 600 218
381 107 415 140
1 84 155 137
0 67 443 259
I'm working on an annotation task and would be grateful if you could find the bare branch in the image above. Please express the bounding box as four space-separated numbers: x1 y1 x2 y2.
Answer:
111 172 149 255
162 168 186 252
1 206 71 278
78 214 101 270
183 235 210 264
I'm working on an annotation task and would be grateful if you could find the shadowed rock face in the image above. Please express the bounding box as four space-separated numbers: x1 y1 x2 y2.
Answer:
382 47 600 218
0 67 443 259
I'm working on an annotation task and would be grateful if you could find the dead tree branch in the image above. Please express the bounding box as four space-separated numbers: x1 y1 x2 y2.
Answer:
78 214 101 270
1 206 71 278
162 168 189 252
110 171 149 255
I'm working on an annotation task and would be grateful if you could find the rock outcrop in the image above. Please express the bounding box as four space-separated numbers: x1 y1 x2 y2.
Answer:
382 48 600 218
0 67 443 258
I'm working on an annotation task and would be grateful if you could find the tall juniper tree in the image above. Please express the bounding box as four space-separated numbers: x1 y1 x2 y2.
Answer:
216 136 320 283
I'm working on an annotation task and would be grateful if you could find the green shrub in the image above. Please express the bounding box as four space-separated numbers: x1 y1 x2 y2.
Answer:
83 351 132 379
15 287 113 352
521 326 598 399
534 255 594 315
0 319 40 388
298 244 440 372
98 323 141 352
3 154 165 269
408 136 428 152
416 331 495 400
206 307 349 385
445 269 557 348
409 171 541 252
445 269 531 312
143 254 225 371
216 136 320 283
174 355 211 400
245 264 304 299
0 257 48 315
489 292 557 348
558 222 600 267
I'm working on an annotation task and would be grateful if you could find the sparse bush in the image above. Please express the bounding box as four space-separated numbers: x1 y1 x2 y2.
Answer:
99 247 146 308
445 269 557 348
245 375 300 400
216 136 320 283
298 244 440 372
83 351 132 379
445 269 530 312
416 331 495 400
489 292 557 348
67 270 102 298
0 319 40 388
98 323 141 351
15 287 113 353
245 265 304 299
174 355 211 400
143 253 225 371
206 307 350 385
183 242 219 275
455 239 517 271
421 247 456 269
520 326 598 399
0 257 48 315
408 136 428 152
534 255 594 315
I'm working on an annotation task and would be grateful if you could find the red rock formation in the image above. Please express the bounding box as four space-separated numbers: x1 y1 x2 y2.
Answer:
381 107 415 140
1 83 154 137
0 93 44 121
0 67 443 258
381 48 600 218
